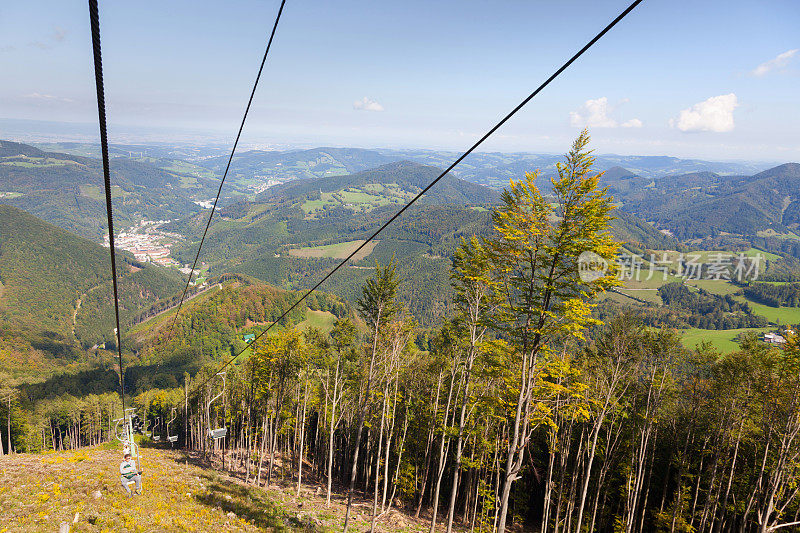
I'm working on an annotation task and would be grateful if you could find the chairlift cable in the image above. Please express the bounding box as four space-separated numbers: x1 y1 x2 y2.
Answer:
167 0 288 341
186 0 645 403
88 0 127 416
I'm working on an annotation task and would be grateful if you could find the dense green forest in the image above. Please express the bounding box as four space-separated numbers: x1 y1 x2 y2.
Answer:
0 205 185 370
743 281 800 307
657 283 767 329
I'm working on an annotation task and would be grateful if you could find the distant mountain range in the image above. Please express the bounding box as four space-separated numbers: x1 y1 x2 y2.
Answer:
2 138 795 251
191 146 772 190
0 140 218 240
0 137 797 373
29 140 773 187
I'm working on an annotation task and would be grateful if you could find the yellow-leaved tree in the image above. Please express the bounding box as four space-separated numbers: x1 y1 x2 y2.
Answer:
481 130 620 533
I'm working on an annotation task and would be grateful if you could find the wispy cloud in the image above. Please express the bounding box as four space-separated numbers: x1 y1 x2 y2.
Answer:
27 27 69 50
569 97 642 128
52 27 67 42
23 92 74 104
751 49 798 77
353 97 384 112
670 93 738 133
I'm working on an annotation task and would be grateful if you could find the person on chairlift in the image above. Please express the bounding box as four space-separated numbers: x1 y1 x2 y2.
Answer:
120 452 142 497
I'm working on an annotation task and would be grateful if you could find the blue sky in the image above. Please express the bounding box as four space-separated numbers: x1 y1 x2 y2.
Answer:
1 0 798 161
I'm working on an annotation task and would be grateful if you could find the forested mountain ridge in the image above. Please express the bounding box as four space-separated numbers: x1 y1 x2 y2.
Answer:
0 140 218 240
198 146 399 184
621 162 800 239
0 205 184 370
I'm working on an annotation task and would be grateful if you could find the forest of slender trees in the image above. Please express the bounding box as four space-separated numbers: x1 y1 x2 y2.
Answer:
4 133 800 532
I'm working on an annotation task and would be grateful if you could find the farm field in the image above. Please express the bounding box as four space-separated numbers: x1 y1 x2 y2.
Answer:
301 183 415 216
0 156 73 168
614 287 661 304
288 239 378 262
79 184 127 201
735 295 800 325
679 327 770 353
652 248 781 264
684 278 740 295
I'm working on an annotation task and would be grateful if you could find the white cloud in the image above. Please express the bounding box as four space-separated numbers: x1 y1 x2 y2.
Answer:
569 97 642 128
670 93 738 133
751 49 798 77
23 92 74 103
353 97 384 112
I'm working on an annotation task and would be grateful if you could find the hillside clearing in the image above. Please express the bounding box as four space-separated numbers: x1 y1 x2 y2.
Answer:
295 309 337 332
288 240 378 261
679 327 770 353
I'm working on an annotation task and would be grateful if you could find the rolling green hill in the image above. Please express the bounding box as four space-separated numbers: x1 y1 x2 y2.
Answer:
0 205 185 372
0 140 220 240
261 161 501 206
621 163 800 240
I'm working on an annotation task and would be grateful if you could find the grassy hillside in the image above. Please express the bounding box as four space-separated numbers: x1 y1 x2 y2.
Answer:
1 443 440 532
0 446 303 531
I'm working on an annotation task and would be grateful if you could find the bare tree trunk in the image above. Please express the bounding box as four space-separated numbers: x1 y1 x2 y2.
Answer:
385 407 409 516
447 352 477 533
297 378 309 497
416 370 444 517
343 306 383 533
370 386 390 533
382 378 399 513
327 356 342 507
429 361 459 533
257 414 268 486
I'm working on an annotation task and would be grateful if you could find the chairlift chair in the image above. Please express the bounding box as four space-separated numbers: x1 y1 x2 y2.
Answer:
152 418 161 442
166 408 178 445
207 372 228 440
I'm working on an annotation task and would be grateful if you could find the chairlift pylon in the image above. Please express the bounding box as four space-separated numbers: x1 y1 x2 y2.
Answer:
207 372 228 440
167 408 178 445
